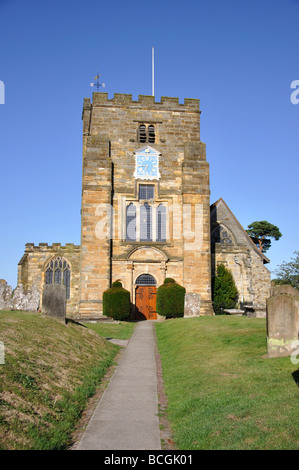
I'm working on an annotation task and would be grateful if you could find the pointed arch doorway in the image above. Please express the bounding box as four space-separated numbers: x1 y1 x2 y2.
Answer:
135 274 157 320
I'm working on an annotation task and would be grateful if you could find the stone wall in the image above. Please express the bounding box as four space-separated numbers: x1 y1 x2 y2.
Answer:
0 279 40 312
18 243 80 316
80 93 214 317
211 198 271 313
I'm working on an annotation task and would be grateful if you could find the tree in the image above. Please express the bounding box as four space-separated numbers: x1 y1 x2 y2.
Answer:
212 264 238 315
272 251 299 290
246 221 282 253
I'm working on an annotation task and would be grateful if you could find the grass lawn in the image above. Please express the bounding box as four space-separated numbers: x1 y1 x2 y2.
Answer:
155 316 299 450
83 320 135 340
0 311 119 450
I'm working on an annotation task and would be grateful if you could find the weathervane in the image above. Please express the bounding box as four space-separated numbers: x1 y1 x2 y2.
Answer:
90 73 105 90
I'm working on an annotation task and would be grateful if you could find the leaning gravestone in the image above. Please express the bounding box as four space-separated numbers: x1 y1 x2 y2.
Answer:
266 284 299 358
42 284 66 323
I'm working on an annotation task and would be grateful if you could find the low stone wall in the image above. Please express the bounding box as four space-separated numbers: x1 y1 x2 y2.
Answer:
0 279 40 312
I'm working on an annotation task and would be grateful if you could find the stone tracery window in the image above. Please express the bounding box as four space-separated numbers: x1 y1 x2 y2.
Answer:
45 256 71 299
156 204 166 242
140 203 152 242
126 203 136 241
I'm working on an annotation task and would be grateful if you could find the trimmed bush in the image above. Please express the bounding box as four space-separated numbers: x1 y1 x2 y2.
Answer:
164 278 176 284
212 264 238 315
103 281 130 321
111 281 122 289
156 279 186 318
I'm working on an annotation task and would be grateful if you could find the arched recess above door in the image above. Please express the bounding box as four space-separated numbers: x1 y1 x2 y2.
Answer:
127 246 168 262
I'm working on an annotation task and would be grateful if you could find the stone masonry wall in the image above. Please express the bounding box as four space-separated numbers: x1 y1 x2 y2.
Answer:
80 93 213 316
18 243 81 316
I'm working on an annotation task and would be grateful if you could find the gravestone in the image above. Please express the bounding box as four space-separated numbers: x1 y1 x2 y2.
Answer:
266 284 299 358
42 284 66 323
184 293 200 317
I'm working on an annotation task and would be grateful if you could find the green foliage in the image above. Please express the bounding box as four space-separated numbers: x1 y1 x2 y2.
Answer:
156 279 186 318
246 220 282 253
163 278 176 284
212 264 238 315
103 282 131 320
111 281 122 288
272 251 299 290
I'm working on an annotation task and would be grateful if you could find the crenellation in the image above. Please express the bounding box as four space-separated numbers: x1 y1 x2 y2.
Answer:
18 90 270 320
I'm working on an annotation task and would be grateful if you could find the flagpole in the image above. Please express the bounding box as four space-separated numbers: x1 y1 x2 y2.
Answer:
152 47 154 97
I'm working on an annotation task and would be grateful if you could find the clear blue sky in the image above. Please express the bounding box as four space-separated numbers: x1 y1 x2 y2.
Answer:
0 0 298 288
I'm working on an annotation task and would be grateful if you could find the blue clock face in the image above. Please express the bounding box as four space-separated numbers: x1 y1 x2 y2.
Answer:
134 147 160 180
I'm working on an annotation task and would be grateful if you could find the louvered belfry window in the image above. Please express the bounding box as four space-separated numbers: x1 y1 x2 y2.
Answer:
138 124 155 144
148 125 155 143
45 257 71 299
138 125 147 143
126 203 136 241
140 203 152 241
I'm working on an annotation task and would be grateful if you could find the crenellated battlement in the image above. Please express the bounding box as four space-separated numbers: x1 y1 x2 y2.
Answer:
25 243 81 252
83 92 200 112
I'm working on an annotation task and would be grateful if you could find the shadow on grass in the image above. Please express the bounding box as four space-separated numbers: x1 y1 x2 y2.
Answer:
292 369 299 388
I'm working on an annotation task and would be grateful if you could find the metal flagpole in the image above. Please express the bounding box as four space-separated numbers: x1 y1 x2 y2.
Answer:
152 47 154 97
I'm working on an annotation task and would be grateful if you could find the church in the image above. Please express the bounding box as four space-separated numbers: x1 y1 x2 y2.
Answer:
17 92 271 319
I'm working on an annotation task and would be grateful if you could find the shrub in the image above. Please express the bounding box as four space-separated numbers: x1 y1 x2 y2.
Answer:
212 264 238 315
111 281 122 289
156 279 186 318
163 278 176 284
103 281 130 321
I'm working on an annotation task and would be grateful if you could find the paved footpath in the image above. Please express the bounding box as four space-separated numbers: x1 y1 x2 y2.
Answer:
76 321 161 450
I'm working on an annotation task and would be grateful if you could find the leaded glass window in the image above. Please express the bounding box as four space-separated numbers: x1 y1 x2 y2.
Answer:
140 203 152 241
139 184 154 200
126 203 136 241
157 204 166 242
136 274 156 285
45 256 71 299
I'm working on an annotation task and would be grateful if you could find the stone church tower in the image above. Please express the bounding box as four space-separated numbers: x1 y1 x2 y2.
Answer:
79 93 213 318
17 92 271 319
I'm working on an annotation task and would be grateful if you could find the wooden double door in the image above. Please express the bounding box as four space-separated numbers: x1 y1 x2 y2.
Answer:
135 286 157 320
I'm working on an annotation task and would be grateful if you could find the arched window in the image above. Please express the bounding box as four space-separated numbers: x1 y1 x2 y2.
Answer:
138 124 147 143
138 124 155 143
156 204 166 242
126 203 136 241
140 203 152 241
148 125 155 143
45 257 71 299
136 274 156 285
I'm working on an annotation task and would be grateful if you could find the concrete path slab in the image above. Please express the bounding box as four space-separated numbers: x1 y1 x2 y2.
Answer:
75 321 161 450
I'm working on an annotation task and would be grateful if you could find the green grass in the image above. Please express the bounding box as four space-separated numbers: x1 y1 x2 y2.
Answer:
155 316 299 450
0 311 119 450
83 320 135 340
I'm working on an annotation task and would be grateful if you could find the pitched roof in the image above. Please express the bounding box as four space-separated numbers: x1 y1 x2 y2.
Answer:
210 198 270 264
